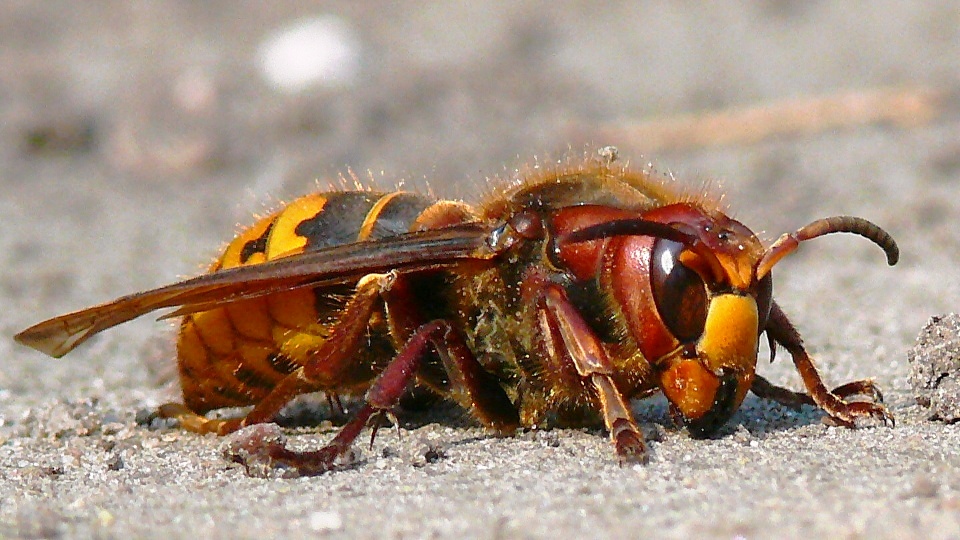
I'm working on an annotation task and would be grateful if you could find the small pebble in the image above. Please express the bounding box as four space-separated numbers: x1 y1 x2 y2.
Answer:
258 15 361 93
908 314 960 422
308 510 343 532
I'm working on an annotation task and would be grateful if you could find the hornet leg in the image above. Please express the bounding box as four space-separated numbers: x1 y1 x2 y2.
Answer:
763 301 893 427
258 319 518 475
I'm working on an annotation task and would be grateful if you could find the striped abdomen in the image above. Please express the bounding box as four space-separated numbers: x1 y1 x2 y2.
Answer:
176 191 473 413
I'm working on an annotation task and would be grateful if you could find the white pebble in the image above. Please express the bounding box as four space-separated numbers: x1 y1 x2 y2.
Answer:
308 510 343 531
258 15 361 92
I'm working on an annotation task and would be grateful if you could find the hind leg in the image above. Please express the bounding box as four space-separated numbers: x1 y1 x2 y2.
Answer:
252 319 519 475
157 272 395 434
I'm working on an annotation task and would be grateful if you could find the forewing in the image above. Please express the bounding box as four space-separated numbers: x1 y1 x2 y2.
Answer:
15 223 499 358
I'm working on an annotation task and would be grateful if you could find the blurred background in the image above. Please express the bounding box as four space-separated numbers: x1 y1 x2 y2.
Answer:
3 3 956 197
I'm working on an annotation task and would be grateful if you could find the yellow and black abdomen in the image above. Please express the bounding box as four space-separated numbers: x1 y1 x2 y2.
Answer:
176 191 443 413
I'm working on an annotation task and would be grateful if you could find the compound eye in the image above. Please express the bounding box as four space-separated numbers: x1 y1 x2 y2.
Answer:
651 239 708 342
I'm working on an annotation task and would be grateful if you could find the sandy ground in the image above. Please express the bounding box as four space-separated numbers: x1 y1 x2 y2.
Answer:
2 2 960 538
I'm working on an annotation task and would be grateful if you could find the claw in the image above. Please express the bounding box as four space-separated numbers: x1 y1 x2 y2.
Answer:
367 410 401 450
223 423 292 478
269 444 343 476
826 401 894 429
819 377 893 428
830 379 884 404
611 419 649 465
615 434 649 466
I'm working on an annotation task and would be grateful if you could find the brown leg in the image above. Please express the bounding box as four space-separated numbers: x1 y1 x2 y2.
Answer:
764 301 893 427
428 322 521 432
533 275 647 463
751 375 884 410
259 319 518 475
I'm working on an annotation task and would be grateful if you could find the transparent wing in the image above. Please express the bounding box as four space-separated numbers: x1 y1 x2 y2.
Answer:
15 223 500 358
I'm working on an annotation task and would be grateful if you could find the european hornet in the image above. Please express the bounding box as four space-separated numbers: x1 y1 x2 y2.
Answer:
15 150 898 474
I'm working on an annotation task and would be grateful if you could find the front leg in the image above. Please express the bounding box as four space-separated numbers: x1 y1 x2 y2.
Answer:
763 301 894 427
527 271 648 464
751 375 884 410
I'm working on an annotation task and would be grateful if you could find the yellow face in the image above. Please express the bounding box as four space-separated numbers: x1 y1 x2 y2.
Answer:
639 207 769 437
658 294 759 434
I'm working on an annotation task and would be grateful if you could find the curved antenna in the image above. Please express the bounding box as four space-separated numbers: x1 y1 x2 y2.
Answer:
557 218 728 283
756 216 899 280
559 218 697 246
